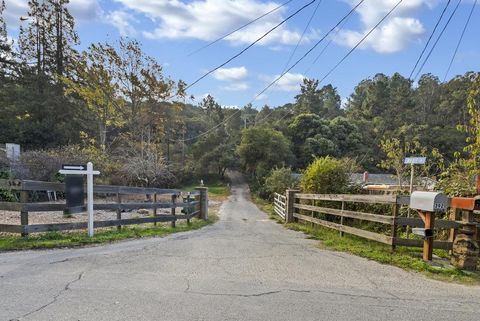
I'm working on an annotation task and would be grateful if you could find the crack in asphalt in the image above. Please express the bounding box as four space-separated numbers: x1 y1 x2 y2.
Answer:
187 290 282 298
11 272 85 321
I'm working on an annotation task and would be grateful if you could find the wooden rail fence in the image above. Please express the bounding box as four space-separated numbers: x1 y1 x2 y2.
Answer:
274 191 476 251
0 179 208 235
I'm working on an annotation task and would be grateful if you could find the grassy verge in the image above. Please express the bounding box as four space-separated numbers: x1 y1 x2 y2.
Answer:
0 214 218 252
253 195 480 284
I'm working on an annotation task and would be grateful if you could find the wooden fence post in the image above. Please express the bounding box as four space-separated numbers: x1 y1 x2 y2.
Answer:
340 201 345 237
448 208 460 254
391 201 399 251
171 194 177 228
195 187 208 220
116 193 122 230
285 189 299 223
20 190 29 237
153 193 157 227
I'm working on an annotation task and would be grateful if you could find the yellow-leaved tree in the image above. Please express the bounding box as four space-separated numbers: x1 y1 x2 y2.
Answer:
62 43 126 150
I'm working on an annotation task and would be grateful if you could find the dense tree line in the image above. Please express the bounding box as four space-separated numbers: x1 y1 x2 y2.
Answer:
1 0 479 192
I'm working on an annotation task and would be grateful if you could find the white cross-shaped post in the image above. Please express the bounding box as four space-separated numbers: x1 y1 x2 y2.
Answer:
59 162 100 237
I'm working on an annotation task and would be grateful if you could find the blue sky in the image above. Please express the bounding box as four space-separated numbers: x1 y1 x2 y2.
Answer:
4 0 480 108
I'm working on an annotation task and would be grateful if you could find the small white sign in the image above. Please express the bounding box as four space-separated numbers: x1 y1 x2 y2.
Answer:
404 157 426 165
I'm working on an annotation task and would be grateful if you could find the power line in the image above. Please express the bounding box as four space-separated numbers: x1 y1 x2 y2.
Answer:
413 0 462 81
409 0 452 79
250 0 366 107
187 0 297 57
256 0 324 125
258 10 352 125
256 0 402 125
320 0 404 84
304 13 352 75
172 0 366 142
443 0 477 81
281 0 323 73
182 0 317 94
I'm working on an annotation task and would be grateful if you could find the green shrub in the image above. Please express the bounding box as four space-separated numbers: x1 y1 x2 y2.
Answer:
300 156 349 194
264 167 297 199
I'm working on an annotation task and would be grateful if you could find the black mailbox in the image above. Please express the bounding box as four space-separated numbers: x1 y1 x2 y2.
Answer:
65 175 85 214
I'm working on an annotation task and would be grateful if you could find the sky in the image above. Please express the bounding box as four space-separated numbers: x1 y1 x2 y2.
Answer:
3 0 480 108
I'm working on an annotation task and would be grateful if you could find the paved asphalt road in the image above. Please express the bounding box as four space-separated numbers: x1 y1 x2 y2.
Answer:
1 174 480 321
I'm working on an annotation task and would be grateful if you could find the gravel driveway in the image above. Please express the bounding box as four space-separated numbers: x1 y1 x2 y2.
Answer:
1 173 480 321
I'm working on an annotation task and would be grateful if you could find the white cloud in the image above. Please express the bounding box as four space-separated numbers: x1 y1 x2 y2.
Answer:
115 0 312 46
212 66 248 81
335 0 432 53
223 82 250 91
67 0 103 21
4 0 102 30
337 17 424 53
261 72 305 91
106 10 137 36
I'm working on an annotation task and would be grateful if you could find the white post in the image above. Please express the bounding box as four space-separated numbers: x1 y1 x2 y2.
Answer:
87 162 94 237
59 163 100 238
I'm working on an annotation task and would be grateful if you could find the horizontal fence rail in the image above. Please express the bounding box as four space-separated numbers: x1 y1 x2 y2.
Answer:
0 179 185 195
0 179 207 235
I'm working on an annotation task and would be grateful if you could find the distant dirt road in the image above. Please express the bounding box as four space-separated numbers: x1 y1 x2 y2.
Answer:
1 172 480 321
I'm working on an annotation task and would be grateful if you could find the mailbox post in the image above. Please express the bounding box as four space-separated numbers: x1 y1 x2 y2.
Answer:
59 162 100 237
409 191 449 261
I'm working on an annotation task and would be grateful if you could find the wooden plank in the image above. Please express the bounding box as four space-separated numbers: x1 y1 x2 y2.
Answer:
274 193 286 201
0 224 24 233
20 190 29 237
187 210 200 219
274 203 285 211
0 179 23 190
294 203 393 225
0 179 181 195
23 215 189 233
396 217 461 229
274 207 285 218
22 203 66 212
19 201 200 213
0 202 22 211
93 185 178 195
295 193 396 204
294 213 393 245
393 238 453 250
22 180 65 192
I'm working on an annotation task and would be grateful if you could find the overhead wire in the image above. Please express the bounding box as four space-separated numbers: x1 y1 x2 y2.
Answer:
443 0 477 81
172 0 367 142
257 9 353 125
181 0 318 94
187 0 297 57
280 0 323 73
319 0 404 84
256 0 324 125
409 0 452 80
249 0 367 109
413 0 462 81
